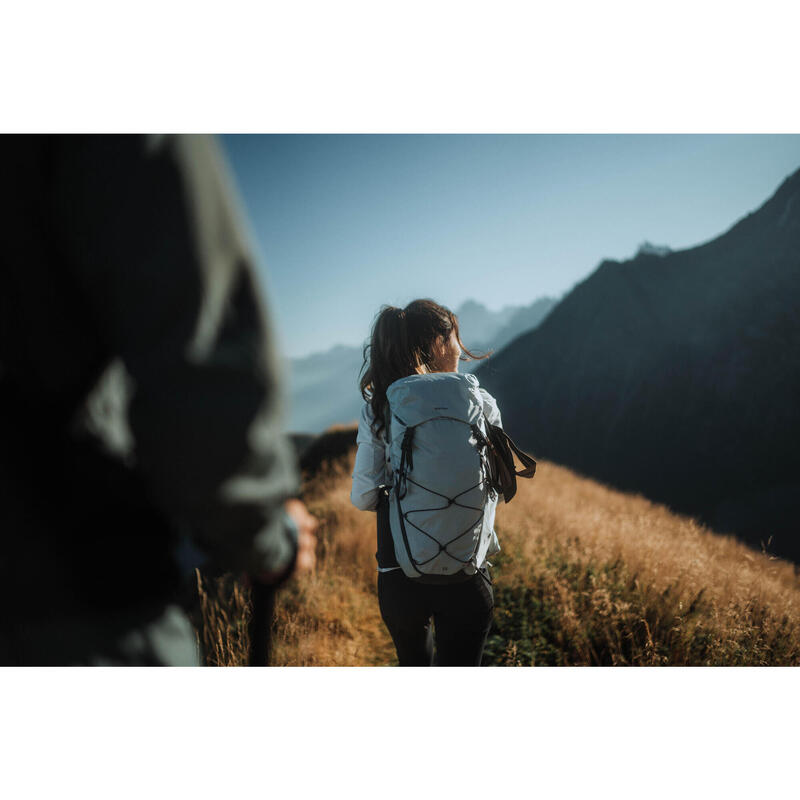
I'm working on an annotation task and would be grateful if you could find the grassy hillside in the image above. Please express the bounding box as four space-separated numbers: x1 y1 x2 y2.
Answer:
195 435 800 666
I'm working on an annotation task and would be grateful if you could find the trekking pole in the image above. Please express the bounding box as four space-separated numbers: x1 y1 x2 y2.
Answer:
248 581 276 666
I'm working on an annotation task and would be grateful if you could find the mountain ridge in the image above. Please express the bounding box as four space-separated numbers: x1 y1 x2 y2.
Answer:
476 166 800 561
287 294 557 432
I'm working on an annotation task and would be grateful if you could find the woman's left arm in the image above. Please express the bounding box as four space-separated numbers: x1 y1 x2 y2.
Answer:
480 388 503 428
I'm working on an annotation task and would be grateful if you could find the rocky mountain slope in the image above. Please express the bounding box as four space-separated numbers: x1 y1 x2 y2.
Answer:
476 168 800 561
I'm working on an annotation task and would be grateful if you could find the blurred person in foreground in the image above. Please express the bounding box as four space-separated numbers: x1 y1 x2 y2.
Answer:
0 135 316 666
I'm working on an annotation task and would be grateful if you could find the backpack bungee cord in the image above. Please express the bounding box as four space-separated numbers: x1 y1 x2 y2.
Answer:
393 415 495 575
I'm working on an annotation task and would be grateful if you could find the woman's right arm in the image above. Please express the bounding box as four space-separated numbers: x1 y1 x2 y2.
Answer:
350 404 387 511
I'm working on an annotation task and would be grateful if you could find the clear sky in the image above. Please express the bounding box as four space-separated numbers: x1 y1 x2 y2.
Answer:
222 135 800 359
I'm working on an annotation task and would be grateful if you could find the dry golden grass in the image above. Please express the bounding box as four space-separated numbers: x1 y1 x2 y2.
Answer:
195 453 396 666
195 444 800 666
487 461 800 665
500 461 800 598
195 570 252 667
268 456 396 666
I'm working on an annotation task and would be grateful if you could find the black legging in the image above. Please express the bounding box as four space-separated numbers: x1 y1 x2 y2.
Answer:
378 568 494 666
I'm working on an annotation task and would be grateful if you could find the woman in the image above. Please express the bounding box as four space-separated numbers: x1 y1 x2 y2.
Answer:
350 299 502 666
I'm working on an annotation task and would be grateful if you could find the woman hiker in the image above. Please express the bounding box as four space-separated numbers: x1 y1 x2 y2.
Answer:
350 299 503 666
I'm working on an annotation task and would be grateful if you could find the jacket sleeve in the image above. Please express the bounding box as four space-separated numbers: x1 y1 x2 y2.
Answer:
350 403 387 511
479 388 503 428
51 134 300 576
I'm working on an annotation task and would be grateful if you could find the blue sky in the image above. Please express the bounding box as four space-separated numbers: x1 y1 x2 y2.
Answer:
222 135 800 358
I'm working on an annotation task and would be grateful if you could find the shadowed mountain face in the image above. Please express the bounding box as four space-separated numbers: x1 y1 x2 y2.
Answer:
476 168 800 561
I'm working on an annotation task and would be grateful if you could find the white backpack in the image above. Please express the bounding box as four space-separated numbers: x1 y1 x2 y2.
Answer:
385 372 499 581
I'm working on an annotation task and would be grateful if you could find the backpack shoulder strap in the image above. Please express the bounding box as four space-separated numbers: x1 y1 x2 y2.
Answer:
502 430 537 478
383 403 392 445
483 412 536 475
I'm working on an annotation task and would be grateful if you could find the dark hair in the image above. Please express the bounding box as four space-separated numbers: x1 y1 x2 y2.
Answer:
358 299 488 439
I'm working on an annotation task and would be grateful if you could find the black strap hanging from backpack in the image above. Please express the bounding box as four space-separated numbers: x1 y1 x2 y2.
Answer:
481 415 537 504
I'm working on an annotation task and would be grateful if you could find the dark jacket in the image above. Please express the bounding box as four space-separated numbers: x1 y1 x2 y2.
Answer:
0 135 299 664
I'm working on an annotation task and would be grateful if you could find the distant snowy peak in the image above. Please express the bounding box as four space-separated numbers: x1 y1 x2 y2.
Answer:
636 241 673 258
